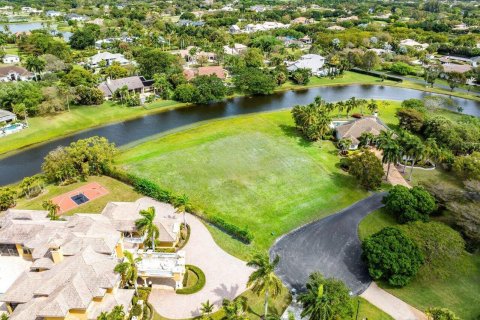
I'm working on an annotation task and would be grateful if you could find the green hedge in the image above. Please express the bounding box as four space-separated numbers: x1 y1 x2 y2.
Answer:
351 68 403 82
105 167 253 244
176 265 206 294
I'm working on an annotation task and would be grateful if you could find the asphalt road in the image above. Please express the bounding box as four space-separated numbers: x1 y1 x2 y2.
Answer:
270 192 386 295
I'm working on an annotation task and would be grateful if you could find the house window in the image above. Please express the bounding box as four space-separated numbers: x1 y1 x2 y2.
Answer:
23 247 33 255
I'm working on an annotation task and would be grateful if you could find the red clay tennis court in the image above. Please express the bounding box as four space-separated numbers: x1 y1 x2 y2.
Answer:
51 182 109 214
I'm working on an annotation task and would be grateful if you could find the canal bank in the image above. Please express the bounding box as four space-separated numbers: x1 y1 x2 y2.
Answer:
0 84 479 186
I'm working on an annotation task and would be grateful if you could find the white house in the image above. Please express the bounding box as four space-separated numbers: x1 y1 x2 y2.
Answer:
66 13 89 22
87 52 131 68
287 54 326 75
21 6 42 14
399 39 429 50
2 54 20 64
46 10 63 17
223 43 248 55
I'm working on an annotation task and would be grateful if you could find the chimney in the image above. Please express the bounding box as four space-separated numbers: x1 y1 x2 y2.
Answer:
51 247 64 264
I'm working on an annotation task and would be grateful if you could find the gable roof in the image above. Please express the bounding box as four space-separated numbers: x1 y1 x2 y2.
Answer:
98 76 145 97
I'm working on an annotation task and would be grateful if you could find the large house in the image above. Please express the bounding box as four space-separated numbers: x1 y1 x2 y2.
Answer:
334 116 389 149
399 39 429 50
0 66 34 82
97 76 152 99
223 43 248 56
183 66 227 81
287 54 326 75
0 198 186 319
87 51 131 68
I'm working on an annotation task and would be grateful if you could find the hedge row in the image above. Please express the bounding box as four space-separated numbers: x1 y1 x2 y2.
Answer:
177 265 206 295
351 68 404 82
104 167 253 244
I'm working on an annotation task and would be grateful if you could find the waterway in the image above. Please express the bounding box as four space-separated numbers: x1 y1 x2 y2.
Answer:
0 22 72 41
0 84 479 185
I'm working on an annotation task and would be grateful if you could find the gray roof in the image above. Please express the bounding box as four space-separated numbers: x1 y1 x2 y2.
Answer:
336 116 388 144
98 76 145 97
0 66 33 77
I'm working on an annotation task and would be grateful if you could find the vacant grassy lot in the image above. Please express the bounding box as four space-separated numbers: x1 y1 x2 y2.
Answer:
0 100 184 156
14 175 141 215
117 111 370 259
359 209 480 319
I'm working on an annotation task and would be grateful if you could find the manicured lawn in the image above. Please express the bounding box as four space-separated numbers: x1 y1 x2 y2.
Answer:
359 209 480 319
0 100 185 156
117 111 369 260
14 175 142 215
354 297 394 320
279 71 391 90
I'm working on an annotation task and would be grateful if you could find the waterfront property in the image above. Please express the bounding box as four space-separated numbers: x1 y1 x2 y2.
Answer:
287 54 326 76
97 76 153 99
334 116 389 149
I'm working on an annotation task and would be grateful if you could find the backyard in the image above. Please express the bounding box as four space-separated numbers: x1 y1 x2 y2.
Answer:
0 99 185 156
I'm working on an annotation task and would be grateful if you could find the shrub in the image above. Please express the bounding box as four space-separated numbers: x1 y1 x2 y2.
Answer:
210 216 253 244
104 168 254 244
396 108 425 133
176 265 206 294
362 227 424 287
425 307 460 320
452 152 480 181
74 85 104 105
0 187 17 211
383 185 436 223
390 62 415 76
348 150 384 190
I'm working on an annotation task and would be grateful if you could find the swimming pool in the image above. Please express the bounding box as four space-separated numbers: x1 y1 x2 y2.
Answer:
1 123 24 136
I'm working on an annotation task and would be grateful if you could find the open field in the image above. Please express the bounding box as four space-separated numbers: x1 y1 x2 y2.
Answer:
117 111 370 259
14 175 141 215
0 100 185 156
359 209 480 319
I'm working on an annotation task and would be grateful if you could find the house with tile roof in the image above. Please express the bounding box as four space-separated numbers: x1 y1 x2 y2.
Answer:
0 66 34 82
0 198 186 319
97 76 153 99
334 116 389 149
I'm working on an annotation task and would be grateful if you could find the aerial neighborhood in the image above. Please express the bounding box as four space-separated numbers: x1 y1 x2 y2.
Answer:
0 0 479 320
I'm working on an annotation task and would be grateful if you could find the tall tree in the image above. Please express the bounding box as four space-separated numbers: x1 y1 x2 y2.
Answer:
247 254 283 318
114 251 141 293
174 194 189 226
25 55 46 81
377 131 401 180
135 207 159 251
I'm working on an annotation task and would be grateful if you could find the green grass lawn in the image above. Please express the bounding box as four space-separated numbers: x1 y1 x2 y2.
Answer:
279 71 392 90
359 209 480 319
14 175 142 215
117 111 370 260
0 100 185 156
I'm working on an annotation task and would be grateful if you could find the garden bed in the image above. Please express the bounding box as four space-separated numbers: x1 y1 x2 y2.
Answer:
176 265 206 295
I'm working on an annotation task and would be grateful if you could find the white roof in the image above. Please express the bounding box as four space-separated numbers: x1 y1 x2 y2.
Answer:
88 52 130 65
287 54 325 72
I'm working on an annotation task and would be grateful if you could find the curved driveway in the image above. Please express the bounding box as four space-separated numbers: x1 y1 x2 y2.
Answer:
270 193 386 295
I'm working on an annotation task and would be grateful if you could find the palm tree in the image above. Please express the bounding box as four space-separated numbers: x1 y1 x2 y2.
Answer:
298 273 333 320
114 251 141 293
174 194 189 226
200 300 214 318
337 138 351 154
367 99 378 114
358 132 374 148
42 200 60 220
135 207 159 251
380 139 401 181
406 138 425 181
222 297 248 320
247 254 283 318
25 56 46 81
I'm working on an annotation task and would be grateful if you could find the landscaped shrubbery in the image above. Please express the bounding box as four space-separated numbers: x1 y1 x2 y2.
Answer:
347 150 385 190
105 167 254 244
362 227 424 287
383 185 437 223
177 265 206 294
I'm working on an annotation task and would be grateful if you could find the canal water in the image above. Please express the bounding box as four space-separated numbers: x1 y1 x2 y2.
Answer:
0 22 72 41
0 84 479 185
